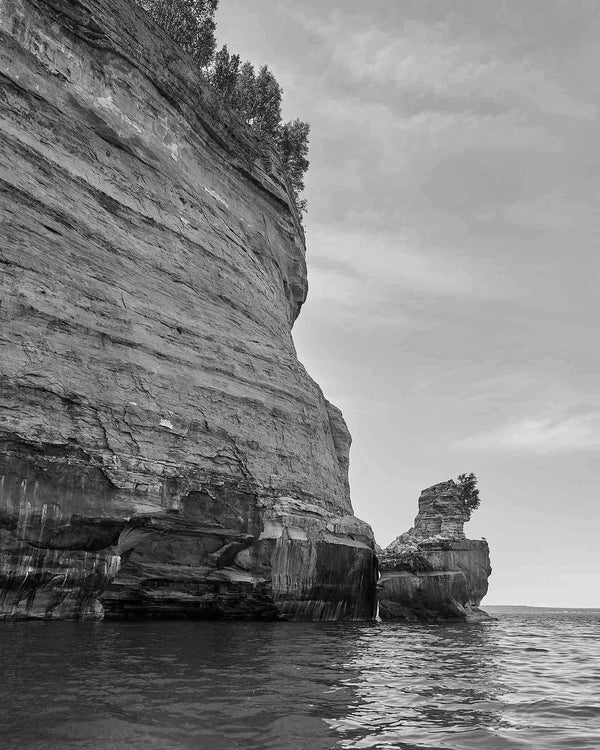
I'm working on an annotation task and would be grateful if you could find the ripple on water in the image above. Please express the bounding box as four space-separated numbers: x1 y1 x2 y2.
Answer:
0 611 598 750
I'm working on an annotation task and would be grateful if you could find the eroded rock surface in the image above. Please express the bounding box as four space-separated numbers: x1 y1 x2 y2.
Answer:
378 481 491 621
0 0 377 620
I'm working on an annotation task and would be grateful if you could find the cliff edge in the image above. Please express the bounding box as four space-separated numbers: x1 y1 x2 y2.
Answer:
377 481 491 621
0 0 377 620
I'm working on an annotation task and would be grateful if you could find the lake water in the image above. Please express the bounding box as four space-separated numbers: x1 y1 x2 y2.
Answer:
0 610 598 749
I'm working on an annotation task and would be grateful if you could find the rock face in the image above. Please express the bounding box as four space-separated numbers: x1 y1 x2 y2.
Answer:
411 481 469 539
378 481 491 621
0 0 377 620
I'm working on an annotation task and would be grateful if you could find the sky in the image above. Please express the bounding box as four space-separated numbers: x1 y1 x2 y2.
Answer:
214 0 600 607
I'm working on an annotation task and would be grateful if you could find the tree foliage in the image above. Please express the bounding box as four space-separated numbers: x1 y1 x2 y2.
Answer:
277 119 310 214
135 2 310 217
139 0 218 67
208 50 309 216
208 54 309 214
210 44 240 102
456 472 481 517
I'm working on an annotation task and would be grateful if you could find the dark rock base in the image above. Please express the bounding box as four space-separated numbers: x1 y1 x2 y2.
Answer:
0 444 377 622
377 539 491 622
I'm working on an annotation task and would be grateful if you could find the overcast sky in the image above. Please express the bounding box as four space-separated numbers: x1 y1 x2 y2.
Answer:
215 0 600 607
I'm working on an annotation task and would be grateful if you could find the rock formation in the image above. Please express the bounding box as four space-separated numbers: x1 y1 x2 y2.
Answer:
377 481 491 621
0 0 377 620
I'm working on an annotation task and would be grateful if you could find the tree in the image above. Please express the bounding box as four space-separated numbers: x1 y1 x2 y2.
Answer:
138 0 218 67
456 473 481 517
210 45 241 102
137 0 310 217
253 66 282 137
277 119 310 214
227 65 308 215
231 61 258 123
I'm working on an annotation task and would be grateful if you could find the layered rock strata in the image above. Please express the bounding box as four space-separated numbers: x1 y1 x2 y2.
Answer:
0 0 377 620
378 481 491 621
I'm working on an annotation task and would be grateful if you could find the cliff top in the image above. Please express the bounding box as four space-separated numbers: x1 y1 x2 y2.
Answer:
12 0 309 321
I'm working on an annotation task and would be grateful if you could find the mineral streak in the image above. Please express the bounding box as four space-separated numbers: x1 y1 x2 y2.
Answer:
0 0 377 620
378 481 491 621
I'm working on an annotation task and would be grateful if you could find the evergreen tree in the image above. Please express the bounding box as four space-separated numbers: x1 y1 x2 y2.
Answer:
230 64 281 136
277 119 310 214
233 61 258 123
253 66 282 137
210 44 241 101
139 0 218 67
456 473 481 518
136 0 310 217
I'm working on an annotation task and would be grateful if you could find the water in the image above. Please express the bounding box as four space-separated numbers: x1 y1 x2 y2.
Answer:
0 611 598 749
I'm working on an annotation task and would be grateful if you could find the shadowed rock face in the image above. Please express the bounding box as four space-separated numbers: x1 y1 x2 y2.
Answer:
0 0 377 620
378 481 491 621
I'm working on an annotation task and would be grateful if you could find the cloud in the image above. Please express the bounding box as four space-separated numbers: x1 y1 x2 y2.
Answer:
312 95 562 162
293 9 596 121
305 223 508 306
290 4 592 229
292 10 579 239
457 412 600 454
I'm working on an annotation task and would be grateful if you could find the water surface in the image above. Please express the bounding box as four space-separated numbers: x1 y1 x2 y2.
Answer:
1 611 598 749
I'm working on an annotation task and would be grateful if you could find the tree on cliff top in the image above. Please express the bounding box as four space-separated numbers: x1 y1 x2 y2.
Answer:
138 0 218 67
232 62 283 137
208 49 310 217
135 2 310 219
277 119 310 215
210 43 241 102
456 473 481 518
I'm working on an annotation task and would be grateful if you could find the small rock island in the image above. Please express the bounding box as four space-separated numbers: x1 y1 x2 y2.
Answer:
377 480 492 621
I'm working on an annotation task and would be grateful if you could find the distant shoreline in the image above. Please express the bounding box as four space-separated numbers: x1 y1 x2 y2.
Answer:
485 605 600 611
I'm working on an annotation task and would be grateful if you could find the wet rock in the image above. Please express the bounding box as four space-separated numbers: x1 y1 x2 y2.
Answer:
0 0 377 620
378 481 492 622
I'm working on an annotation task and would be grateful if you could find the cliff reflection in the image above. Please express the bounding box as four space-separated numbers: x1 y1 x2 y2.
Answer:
0 621 365 750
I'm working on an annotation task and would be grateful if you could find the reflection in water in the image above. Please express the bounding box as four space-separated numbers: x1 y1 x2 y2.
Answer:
0 613 599 750
0 621 363 750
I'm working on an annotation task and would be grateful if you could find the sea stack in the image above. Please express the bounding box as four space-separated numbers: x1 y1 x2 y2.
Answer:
0 0 377 620
377 481 492 621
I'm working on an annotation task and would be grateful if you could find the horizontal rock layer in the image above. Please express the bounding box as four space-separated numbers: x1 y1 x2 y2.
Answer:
0 0 376 620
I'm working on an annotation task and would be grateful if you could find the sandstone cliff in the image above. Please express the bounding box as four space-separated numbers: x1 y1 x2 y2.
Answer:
0 0 377 620
378 481 491 621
